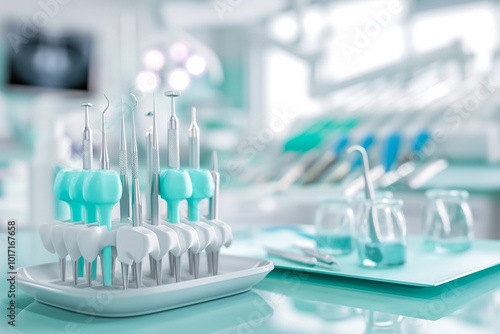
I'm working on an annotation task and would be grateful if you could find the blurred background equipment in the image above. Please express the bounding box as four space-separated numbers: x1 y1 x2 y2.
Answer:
1 0 500 241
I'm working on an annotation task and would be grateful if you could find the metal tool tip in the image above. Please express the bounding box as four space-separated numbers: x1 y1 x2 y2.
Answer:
211 151 218 171
103 95 110 114
165 90 180 97
81 103 93 107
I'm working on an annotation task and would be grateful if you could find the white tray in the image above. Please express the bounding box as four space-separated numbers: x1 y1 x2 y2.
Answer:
17 254 273 317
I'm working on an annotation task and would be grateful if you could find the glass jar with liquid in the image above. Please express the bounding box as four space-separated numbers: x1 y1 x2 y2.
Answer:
357 198 407 268
423 189 473 253
314 196 354 255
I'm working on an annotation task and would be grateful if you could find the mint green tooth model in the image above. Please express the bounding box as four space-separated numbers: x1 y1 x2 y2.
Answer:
160 169 193 224
187 169 214 222
53 169 84 277
69 170 98 279
83 170 122 286
54 170 84 222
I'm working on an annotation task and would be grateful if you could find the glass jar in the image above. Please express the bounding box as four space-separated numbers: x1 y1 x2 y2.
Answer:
423 190 473 253
353 191 394 224
357 198 407 268
314 196 354 255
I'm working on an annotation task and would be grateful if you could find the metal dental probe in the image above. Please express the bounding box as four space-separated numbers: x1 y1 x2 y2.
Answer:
130 93 144 288
189 107 200 169
151 94 162 285
79 102 93 281
145 115 153 223
120 98 131 222
208 151 220 275
97 95 116 287
82 103 93 170
165 90 180 169
164 90 182 280
188 107 200 276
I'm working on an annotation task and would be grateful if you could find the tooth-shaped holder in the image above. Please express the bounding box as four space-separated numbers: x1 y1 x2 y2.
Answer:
143 224 181 285
83 170 122 286
181 218 217 278
160 220 201 282
77 225 109 286
53 170 84 277
186 169 214 222
159 169 192 224
64 223 97 285
201 217 233 274
116 226 160 289
70 170 99 279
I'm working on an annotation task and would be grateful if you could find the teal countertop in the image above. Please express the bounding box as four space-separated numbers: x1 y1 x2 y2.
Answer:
2 228 500 334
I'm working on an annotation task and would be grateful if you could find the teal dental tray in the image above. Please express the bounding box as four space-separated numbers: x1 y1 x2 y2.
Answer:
230 227 500 287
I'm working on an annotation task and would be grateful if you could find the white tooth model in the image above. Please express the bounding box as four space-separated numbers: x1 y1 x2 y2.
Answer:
63 223 97 285
50 222 82 282
116 226 160 289
161 220 201 282
77 225 110 287
143 224 181 285
201 217 233 275
181 218 217 278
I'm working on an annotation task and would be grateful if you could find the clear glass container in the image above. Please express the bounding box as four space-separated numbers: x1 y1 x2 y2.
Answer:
314 196 354 255
357 198 407 268
353 191 394 224
423 189 473 253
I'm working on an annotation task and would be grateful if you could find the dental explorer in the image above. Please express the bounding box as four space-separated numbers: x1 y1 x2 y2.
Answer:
81 102 93 170
165 90 180 169
97 95 117 287
120 98 131 222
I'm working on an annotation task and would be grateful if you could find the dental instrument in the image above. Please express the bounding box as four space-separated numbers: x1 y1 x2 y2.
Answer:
187 106 201 277
150 94 161 281
119 98 131 223
100 96 110 170
165 90 180 169
296 246 341 268
189 107 200 169
347 145 382 241
130 94 142 227
82 103 93 170
266 248 335 269
151 94 160 227
207 151 221 274
130 93 144 287
98 95 115 286
145 115 153 222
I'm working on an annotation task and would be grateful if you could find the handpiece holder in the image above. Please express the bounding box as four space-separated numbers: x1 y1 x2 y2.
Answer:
160 169 193 224
186 169 214 222
83 170 122 286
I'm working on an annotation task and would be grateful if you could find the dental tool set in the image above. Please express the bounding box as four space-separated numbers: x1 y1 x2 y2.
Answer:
18 91 273 317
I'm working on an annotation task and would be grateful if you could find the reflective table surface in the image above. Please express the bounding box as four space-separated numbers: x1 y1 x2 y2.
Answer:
2 228 500 334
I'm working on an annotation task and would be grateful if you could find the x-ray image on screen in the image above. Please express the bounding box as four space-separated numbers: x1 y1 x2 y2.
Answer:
6 23 92 91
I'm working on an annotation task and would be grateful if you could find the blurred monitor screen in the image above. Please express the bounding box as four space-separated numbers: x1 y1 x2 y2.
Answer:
6 24 91 91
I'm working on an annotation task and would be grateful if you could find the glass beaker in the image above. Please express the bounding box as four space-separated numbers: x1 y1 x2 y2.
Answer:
357 198 407 268
423 189 473 253
314 196 354 255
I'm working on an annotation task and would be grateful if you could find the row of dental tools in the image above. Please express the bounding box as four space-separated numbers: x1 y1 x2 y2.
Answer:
43 90 231 290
